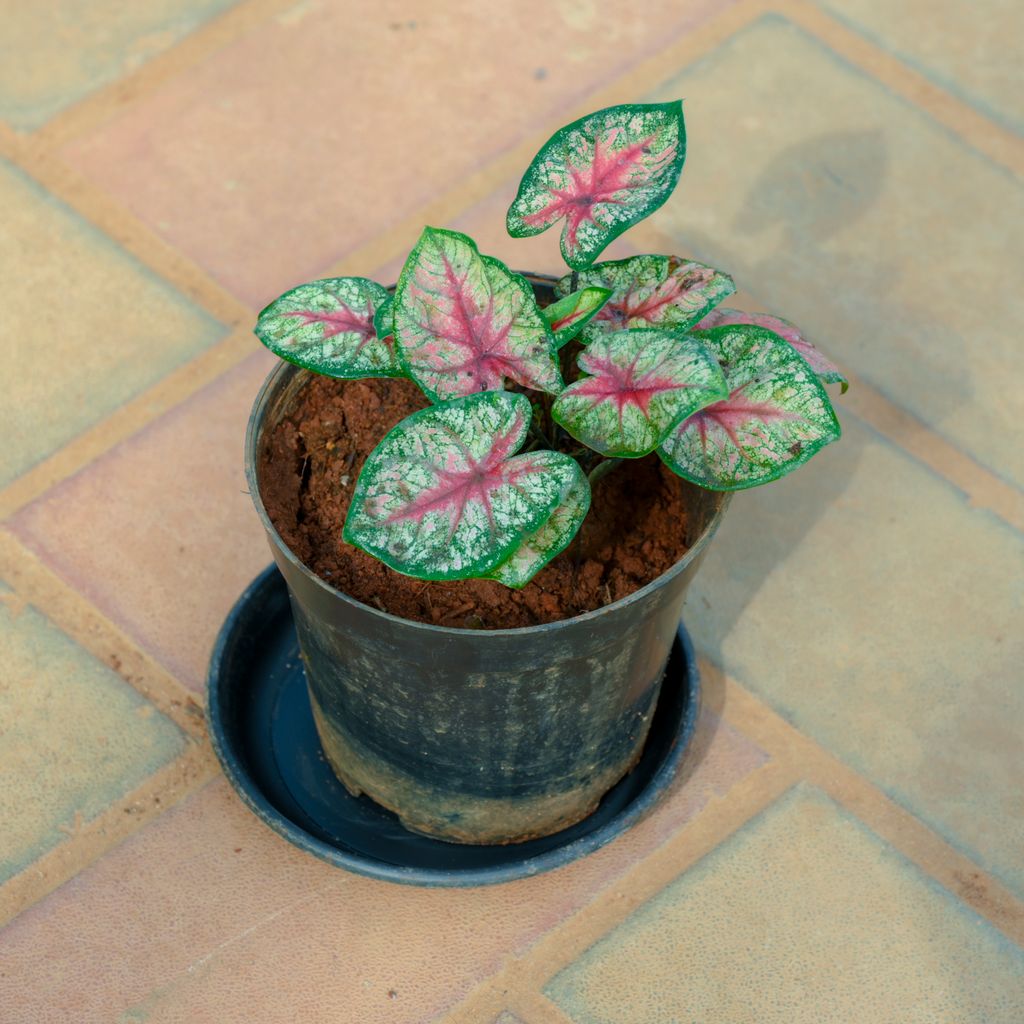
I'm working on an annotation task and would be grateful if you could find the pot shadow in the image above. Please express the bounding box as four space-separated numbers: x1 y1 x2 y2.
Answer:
664 131 914 738
682 412 867 684
683 129 973 417
733 129 890 247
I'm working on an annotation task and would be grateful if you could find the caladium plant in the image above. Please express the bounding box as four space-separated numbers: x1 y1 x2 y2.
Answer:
254 100 844 588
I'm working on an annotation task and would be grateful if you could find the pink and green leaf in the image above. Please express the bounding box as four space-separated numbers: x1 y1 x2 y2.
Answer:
255 277 403 379
343 391 581 582
486 471 591 588
507 102 686 270
558 255 735 344
695 307 848 392
393 227 562 403
658 324 841 490
553 329 728 457
542 287 613 349
373 294 394 342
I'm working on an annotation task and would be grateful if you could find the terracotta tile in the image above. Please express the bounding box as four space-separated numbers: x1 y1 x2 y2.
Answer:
547 786 1024 1023
10 351 276 692
0 779 336 1022
819 0 1024 133
0 0 238 130
0 716 763 1022
63 0 736 308
0 159 224 490
643 15 1024 488
0 583 185 883
686 413 1024 897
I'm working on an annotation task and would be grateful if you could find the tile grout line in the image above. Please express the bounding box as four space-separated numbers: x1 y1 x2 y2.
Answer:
28 0 300 150
311 0 774 288
445 653 1024 1021
439 758 801 1024
628 221 1024 534
778 0 1024 177
0 0 1016 1007
0 0 776 935
0 0 771 674
0 742 220 929
0 327 259 521
507 990 579 1024
506 759 798 983
0 530 207 738
0 0 769 529
707 658 1024 947
0 121 253 329
0 0 1015 532
837 368 1024 532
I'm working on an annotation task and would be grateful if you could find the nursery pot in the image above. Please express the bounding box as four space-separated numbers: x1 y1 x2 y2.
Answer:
244 276 730 845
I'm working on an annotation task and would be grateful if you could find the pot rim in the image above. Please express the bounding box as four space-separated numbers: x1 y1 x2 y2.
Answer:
244 273 731 638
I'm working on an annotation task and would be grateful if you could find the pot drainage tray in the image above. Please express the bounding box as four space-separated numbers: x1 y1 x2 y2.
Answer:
208 565 701 887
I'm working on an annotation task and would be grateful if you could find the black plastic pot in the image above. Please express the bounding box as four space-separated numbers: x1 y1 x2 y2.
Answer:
244 276 730 845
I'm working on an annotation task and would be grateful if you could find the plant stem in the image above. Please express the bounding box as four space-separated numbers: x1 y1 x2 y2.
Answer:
570 270 579 293
540 393 555 447
587 457 623 487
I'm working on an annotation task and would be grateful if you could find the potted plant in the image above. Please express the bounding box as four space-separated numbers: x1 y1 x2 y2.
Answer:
245 101 843 845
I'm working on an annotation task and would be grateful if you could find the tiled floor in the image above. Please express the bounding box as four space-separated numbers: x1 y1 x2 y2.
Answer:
0 2 1020 1022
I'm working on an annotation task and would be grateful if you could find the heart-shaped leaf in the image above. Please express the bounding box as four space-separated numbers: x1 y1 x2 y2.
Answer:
695 307 848 392
344 391 583 581
553 329 728 457
255 277 403 379
393 227 562 403
486 467 591 588
373 294 394 341
507 102 686 270
558 255 735 344
658 324 841 490
542 287 612 348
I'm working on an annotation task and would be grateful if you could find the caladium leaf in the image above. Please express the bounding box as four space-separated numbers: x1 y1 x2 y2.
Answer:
344 391 583 581
393 227 562 403
695 307 848 392
507 102 686 269
255 277 403 379
553 329 728 457
658 324 841 490
542 287 613 349
557 255 735 344
373 294 394 342
486 468 591 589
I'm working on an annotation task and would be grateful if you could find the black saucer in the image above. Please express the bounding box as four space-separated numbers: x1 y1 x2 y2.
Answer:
207 565 701 887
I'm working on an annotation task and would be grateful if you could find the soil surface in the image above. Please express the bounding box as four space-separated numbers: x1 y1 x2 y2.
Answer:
257 374 693 629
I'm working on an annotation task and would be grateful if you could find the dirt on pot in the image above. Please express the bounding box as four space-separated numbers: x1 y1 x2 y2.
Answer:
257 374 693 629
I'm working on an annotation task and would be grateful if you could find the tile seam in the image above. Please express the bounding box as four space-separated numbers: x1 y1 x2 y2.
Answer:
313 0 774 291
0 3 772 568
710 659 1024 947
0 742 219 928
0 122 252 327
27 0 299 150
0 530 207 737
777 0 1024 177
628 222 1024 533
507 990 579 1024
0 327 259 521
434 759 798 1021
1 0 1018 532
496 759 797 1002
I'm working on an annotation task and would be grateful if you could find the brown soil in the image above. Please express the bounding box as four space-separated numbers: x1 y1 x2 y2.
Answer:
257 374 693 629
